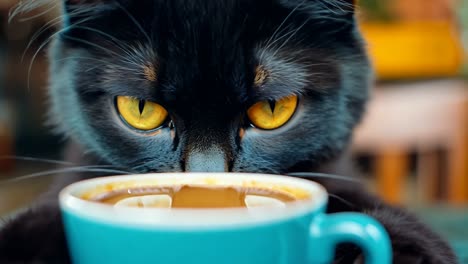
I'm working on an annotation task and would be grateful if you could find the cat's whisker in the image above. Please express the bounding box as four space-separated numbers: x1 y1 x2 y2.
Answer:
114 2 152 46
112 60 151 74
17 1 59 22
286 172 362 183
9 0 51 22
328 193 357 209
61 35 123 57
21 14 66 62
270 17 311 59
262 25 298 55
100 41 157 73
316 1 343 16
85 65 104 73
27 15 96 92
261 0 307 59
318 0 356 16
132 160 157 171
0 166 131 186
55 56 110 65
55 56 118 74
0 156 74 166
117 45 150 67
27 20 130 91
20 3 99 60
71 26 139 60
16 1 94 61
265 22 325 58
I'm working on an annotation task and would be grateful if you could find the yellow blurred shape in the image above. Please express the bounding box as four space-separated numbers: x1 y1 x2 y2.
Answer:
360 21 464 79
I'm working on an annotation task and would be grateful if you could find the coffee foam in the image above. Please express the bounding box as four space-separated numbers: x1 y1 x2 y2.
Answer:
61 173 327 228
80 177 311 202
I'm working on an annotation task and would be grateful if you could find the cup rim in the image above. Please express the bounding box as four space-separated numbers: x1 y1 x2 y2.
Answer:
59 173 328 230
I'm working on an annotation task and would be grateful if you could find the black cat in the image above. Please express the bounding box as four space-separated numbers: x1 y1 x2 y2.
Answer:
0 0 457 263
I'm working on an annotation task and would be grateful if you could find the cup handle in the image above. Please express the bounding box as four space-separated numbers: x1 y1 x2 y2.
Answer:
308 212 392 264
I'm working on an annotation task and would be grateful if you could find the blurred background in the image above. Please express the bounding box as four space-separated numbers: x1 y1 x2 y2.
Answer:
0 0 467 261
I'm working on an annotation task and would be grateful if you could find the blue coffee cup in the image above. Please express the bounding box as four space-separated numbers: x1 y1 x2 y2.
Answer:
59 173 392 264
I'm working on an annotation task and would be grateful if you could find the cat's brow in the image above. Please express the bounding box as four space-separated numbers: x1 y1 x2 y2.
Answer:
143 63 157 82
254 46 339 99
254 47 310 99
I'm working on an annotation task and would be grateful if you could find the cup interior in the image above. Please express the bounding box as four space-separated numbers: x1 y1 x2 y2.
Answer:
59 173 328 229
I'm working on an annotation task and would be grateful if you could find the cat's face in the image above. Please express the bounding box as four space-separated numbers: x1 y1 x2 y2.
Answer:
48 0 370 174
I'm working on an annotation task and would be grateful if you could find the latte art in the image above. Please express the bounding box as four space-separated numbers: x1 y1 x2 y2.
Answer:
89 185 299 209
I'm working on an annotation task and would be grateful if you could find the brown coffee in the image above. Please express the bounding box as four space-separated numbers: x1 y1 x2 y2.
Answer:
89 185 299 208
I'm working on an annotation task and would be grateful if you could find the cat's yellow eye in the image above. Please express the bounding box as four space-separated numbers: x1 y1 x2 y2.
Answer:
247 95 298 130
116 96 168 131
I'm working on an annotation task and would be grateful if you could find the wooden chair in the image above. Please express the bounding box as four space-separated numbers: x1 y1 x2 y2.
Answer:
0 101 14 173
352 80 468 205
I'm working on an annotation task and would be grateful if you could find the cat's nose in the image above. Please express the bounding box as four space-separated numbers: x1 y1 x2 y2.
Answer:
184 146 229 172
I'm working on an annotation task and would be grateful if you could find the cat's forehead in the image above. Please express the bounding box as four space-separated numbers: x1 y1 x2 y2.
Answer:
154 0 265 48
106 2 289 90
158 0 258 18
67 0 348 107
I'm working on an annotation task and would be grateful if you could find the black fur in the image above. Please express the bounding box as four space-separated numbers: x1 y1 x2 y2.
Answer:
1 0 457 263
